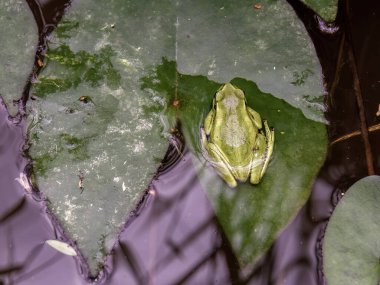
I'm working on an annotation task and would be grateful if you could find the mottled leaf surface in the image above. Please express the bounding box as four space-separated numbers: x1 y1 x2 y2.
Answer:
27 0 327 274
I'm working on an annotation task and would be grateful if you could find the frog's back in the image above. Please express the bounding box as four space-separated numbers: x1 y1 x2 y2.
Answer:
210 108 258 167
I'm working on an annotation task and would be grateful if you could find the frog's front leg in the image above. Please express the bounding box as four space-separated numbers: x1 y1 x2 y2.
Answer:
250 121 274 184
247 107 262 129
203 107 215 135
200 128 238 188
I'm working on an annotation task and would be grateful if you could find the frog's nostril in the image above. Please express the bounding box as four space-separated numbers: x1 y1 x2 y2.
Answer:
235 89 245 99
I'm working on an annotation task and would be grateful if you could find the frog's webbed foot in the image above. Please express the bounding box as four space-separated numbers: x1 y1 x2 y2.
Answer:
250 120 274 184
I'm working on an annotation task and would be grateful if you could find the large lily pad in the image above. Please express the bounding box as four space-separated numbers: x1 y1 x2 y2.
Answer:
27 0 327 274
323 176 380 285
0 0 38 116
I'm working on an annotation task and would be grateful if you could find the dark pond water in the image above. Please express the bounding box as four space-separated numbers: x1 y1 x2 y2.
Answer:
1 0 379 284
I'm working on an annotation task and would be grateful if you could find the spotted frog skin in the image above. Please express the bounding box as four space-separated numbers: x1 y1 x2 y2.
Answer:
200 83 274 188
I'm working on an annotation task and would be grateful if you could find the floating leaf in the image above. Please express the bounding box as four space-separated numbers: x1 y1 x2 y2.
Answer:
0 0 38 116
46 239 77 256
14 172 32 193
323 175 380 285
301 0 338 22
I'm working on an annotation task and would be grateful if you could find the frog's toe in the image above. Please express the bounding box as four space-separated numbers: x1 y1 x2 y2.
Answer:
217 166 238 188
250 172 261 185
225 178 238 188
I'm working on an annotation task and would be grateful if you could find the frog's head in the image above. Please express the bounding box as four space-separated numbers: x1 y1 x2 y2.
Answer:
214 83 246 111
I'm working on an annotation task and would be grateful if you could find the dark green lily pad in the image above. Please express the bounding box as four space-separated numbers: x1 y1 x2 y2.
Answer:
301 0 338 22
141 59 327 267
323 176 380 285
26 0 328 274
0 0 38 116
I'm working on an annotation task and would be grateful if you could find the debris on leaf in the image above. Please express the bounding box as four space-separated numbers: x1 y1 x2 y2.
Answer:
79 95 94 104
37 59 44 67
78 170 84 193
172 99 180 108
15 173 32 193
45 239 77 256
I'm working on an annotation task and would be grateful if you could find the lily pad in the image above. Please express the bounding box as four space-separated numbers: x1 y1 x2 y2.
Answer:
0 0 38 116
141 60 327 267
301 0 338 22
27 0 327 274
323 175 380 285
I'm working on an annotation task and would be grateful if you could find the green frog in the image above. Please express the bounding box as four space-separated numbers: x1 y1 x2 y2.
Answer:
200 83 274 188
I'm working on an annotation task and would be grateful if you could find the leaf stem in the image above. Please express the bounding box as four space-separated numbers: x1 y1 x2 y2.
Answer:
330 123 380 145
328 32 346 107
345 1 375 175
347 47 375 175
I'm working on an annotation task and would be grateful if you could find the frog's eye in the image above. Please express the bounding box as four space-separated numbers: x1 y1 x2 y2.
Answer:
215 91 224 102
235 89 245 99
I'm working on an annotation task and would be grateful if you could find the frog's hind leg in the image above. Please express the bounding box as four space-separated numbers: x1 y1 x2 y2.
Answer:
250 120 274 184
249 133 266 184
208 149 238 188
200 137 238 188
261 121 274 178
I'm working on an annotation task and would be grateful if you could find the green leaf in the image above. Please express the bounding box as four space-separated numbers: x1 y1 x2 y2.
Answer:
0 0 38 116
323 175 380 285
142 59 327 267
301 0 338 22
27 0 329 274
